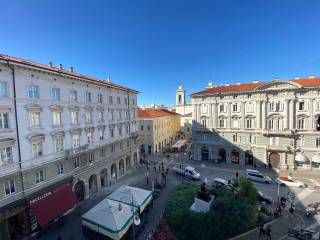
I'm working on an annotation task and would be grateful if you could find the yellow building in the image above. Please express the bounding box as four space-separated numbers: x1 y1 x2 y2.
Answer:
138 108 181 154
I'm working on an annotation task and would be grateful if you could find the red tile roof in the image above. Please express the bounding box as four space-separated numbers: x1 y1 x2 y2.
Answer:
138 108 180 118
191 77 320 96
0 54 138 93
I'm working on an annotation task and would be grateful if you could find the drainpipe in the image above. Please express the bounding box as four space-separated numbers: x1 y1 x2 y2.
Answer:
6 60 26 197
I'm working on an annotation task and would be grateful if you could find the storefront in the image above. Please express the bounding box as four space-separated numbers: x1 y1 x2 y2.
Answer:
27 180 79 231
0 199 29 240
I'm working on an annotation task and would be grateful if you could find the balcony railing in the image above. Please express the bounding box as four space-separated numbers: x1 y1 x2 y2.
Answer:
65 144 89 158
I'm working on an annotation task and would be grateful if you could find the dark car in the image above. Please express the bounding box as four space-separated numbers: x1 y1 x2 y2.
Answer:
257 191 273 204
306 202 320 216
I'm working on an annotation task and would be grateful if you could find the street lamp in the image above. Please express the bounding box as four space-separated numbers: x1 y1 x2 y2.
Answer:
120 193 140 240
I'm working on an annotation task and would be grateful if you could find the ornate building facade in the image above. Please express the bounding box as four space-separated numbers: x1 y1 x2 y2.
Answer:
0 55 139 238
190 77 320 170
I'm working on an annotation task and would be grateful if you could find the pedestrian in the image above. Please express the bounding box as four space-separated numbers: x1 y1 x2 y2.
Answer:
266 225 272 239
258 223 264 237
235 172 239 179
262 224 267 237
158 165 161 172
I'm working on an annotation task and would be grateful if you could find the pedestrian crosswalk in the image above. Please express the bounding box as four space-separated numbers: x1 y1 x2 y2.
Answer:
297 188 314 202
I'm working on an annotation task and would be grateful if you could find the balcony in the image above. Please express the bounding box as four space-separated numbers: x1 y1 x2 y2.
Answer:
65 144 89 158
130 131 139 138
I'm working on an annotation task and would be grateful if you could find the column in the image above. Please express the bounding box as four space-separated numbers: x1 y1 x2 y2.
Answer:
289 99 295 129
192 104 197 122
256 101 261 129
284 99 289 130
212 103 217 129
309 98 314 130
241 101 245 129
197 104 201 123
208 103 213 128
261 101 266 129
227 102 231 129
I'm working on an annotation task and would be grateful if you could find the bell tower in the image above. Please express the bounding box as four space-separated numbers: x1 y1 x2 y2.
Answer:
176 86 185 106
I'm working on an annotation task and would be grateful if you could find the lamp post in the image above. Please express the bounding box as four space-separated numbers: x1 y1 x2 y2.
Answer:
120 193 140 240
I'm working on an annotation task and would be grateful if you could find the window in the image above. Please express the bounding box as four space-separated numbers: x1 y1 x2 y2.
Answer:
249 134 256 144
118 126 122 136
109 96 113 104
52 111 62 126
52 88 60 101
219 104 225 113
98 94 103 104
232 103 238 112
246 118 252 129
316 137 320 148
32 140 43 158
141 125 144 131
109 110 114 121
275 102 281 112
0 82 8 97
86 92 92 103
132 98 135 105
28 85 39 99
99 128 104 140
74 157 80 168
118 110 122 120
219 118 225 128
4 179 15 195
297 118 305 130
124 97 128 105
268 119 274 129
85 111 92 123
126 125 129 134
111 144 115 153
53 136 64 152
298 101 305 111
233 134 238 142
88 153 94 163
0 113 9 129
70 90 77 102
0 146 12 164
117 97 121 104
29 112 40 127
71 111 78 125
147 126 151 131
57 163 64 175
36 170 44 183
202 118 207 127
72 134 80 148
232 118 239 128
98 111 104 122
245 102 254 113
100 148 106 158
110 128 114 138
87 131 93 144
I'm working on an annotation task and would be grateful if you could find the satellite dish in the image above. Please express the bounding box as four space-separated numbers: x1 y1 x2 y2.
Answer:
133 214 140 226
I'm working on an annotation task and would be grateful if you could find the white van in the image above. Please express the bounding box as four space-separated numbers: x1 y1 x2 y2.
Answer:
246 169 272 184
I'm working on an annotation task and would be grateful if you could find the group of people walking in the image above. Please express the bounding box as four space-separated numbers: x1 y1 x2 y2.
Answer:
258 223 272 239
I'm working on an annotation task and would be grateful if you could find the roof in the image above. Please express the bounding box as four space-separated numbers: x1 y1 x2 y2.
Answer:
82 198 135 234
138 108 180 118
191 77 320 97
107 186 153 213
0 54 138 93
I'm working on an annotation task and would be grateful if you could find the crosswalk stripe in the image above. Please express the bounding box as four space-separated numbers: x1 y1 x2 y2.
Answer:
297 188 314 201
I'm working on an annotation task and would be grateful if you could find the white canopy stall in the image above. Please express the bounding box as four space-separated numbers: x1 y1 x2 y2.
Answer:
81 198 136 240
171 140 187 150
107 186 153 214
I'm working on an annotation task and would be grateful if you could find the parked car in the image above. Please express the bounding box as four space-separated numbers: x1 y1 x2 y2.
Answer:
246 169 272 184
257 191 273 204
306 202 320 216
276 176 307 188
172 165 200 180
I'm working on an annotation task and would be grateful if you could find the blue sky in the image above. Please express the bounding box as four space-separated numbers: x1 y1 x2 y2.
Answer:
1 0 320 106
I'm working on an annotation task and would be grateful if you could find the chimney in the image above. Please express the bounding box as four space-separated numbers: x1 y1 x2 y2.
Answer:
70 67 74 73
48 62 53 68
107 76 112 83
59 64 63 70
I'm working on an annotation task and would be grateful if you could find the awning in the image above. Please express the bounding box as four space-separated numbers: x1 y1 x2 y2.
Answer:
312 154 320 163
295 152 307 163
172 140 187 149
28 182 79 226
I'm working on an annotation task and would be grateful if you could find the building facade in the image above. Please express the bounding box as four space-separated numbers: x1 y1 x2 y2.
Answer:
0 55 139 238
190 77 320 170
138 108 180 154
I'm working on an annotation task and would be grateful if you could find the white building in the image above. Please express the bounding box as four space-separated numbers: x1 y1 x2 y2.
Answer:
175 86 192 137
190 77 320 170
0 54 139 238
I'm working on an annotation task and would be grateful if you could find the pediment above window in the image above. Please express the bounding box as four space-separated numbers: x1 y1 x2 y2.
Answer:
50 104 64 111
255 81 301 91
27 132 45 141
70 127 82 134
50 129 65 136
0 138 16 145
25 103 43 111
69 105 80 111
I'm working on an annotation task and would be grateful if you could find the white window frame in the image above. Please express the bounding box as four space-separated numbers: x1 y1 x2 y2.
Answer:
29 111 41 127
87 131 93 144
0 82 8 97
35 170 45 183
71 111 78 125
74 157 80 168
52 88 61 101
85 111 93 123
0 146 13 165
28 85 39 99
4 179 15 195
99 128 104 140
53 136 64 152
0 112 9 129
72 134 80 148
70 89 77 102
57 163 64 175
52 111 62 126
32 140 43 158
